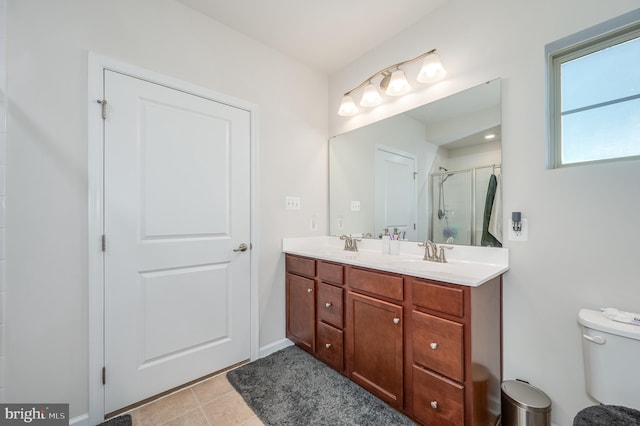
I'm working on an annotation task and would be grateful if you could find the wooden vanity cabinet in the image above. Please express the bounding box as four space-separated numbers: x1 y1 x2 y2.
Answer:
347 291 404 408
407 276 502 426
346 266 404 409
285 255 316 353
315 260 345 372
284 254 502 426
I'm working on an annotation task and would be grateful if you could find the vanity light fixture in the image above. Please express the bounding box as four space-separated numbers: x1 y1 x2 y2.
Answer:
386 68 412 96
338 94 358 116
360 80 383 107
338 49 446 116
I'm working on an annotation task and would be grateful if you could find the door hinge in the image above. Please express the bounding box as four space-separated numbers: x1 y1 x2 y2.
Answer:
413 223 416 230
97 99 108 120
102 367 106 385
101 234 106 252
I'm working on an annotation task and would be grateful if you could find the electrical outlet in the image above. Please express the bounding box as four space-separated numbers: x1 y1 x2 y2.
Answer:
285 196 301 210
508 218 528 241
351 200 361 212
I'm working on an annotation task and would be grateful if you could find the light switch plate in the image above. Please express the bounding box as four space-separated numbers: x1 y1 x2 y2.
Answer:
285 196 301 210
350 200 361 212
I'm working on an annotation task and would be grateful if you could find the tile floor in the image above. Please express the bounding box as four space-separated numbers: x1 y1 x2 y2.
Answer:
125 373 263 426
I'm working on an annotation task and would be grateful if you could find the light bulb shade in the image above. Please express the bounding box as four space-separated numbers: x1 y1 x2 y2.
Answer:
338 94 358 116
360 82 383 107
417 52 446 83
386 69 411 96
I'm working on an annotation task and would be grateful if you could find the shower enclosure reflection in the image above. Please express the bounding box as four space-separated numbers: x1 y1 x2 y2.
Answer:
431 165 502 246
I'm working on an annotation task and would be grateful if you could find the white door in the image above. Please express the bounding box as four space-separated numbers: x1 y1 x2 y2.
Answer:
374 146 417 240
103 70 251 413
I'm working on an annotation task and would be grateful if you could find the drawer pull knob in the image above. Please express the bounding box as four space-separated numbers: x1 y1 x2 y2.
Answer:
325 302 333 308
325 343 332 349
430 342 438 350
393 318 400 324
431 401 438 409
307 288 313 293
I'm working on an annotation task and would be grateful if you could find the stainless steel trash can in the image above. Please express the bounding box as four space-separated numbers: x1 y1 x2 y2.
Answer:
501 380 551 426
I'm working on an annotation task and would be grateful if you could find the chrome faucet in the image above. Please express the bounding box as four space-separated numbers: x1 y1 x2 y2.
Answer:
340 235 361 252
418 240 453 263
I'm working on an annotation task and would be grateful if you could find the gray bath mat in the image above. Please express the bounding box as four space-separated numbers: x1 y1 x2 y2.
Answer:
227 345 415 425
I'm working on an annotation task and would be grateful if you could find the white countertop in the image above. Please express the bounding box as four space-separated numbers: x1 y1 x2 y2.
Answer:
282 236 509 287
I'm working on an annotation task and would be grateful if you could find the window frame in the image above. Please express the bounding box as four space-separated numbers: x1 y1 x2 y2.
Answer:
546 10 640 169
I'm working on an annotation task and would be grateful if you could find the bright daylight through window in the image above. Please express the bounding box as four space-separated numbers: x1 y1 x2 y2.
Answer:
548 21 640 168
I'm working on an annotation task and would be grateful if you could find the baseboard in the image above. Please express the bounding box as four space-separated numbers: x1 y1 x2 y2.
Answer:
70 413 90 426
259 338 293 358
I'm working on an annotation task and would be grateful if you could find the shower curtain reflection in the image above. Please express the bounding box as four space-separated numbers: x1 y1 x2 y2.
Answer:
430 165 501 246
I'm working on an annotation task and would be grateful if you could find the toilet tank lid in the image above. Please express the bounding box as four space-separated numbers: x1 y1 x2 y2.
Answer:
578 309 640 341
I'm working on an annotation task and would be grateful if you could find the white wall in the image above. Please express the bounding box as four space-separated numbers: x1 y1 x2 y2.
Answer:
330 2 640 425
0 0 6 403
5 0 327 418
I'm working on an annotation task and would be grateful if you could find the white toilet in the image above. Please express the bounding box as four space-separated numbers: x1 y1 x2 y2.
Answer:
578 308 640 409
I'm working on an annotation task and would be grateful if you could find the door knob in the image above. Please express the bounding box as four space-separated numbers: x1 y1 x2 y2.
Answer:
430 342 438 350
431 401 438 409
393 318 400 324
233 243 249 252
325 302 333 308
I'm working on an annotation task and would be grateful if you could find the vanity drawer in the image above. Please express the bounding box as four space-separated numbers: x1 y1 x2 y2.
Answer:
347 267 403 302
286 254 316 278
413 365 464 426
412 310 464 382
316 321 344 371
317 282 344 328
318 260 344 285
412 279 464 318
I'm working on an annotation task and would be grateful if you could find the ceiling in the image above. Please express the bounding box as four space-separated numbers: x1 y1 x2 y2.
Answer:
177 0 447 74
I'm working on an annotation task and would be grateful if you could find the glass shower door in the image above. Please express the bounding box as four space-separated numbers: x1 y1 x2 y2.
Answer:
431 171 472 245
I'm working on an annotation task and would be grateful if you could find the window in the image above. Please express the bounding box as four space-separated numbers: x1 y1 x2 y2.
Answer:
547 13 640 168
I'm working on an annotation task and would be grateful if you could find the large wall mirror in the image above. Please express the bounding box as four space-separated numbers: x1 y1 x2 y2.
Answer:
329 78 502 247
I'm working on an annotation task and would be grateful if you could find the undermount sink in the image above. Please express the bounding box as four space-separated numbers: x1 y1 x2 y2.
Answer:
389 257 455 269
392 256 457 265
321 248 359 258
394 257 422 262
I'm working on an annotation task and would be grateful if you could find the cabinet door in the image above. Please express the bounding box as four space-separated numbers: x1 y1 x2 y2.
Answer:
347 292 403 408
286 273 315 353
